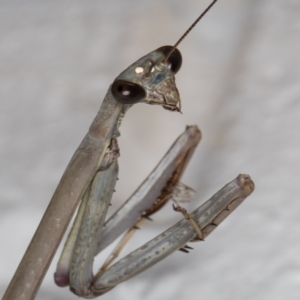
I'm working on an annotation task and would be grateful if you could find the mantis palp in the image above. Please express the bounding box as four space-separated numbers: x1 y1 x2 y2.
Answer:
3 0 255 299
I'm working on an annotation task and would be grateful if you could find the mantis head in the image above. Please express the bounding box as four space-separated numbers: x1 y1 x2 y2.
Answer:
111 45 182 112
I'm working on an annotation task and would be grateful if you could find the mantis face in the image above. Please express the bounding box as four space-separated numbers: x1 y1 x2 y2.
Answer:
111 46 182 112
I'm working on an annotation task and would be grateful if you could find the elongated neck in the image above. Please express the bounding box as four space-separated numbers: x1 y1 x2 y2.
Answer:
89 87 131 140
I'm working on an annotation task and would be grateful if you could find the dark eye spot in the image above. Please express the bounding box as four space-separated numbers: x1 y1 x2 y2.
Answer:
111 80 146 104
156 45 182 74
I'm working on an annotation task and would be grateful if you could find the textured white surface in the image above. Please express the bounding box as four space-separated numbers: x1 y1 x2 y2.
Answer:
1 0 300 299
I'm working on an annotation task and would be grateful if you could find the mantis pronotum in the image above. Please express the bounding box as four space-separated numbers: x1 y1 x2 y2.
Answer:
3 0 255 299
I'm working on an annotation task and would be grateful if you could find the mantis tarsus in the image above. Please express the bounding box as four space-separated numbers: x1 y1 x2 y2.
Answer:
3 0 255 299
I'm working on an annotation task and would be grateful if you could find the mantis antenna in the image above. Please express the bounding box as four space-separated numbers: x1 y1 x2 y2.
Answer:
164 0 218 62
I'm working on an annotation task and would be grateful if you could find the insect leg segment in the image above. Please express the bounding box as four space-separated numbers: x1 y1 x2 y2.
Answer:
54 184 91 287
97 217 145 276
54 126 200 298
95 125 201 256
87 126 200 278
68 161 119 297
54 138 121 288
172 203 204 240
92 174 254 296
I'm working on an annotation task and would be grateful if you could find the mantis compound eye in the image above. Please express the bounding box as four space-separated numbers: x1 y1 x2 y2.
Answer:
112 79 146 104
156 45 182 74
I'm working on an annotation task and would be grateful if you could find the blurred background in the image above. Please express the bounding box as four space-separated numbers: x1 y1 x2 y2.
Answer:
1 0 300 299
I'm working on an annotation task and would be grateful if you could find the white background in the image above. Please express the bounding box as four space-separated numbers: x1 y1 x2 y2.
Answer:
1 0 300 299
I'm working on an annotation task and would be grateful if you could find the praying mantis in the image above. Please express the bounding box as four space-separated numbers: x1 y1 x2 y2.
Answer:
3 0 255 299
